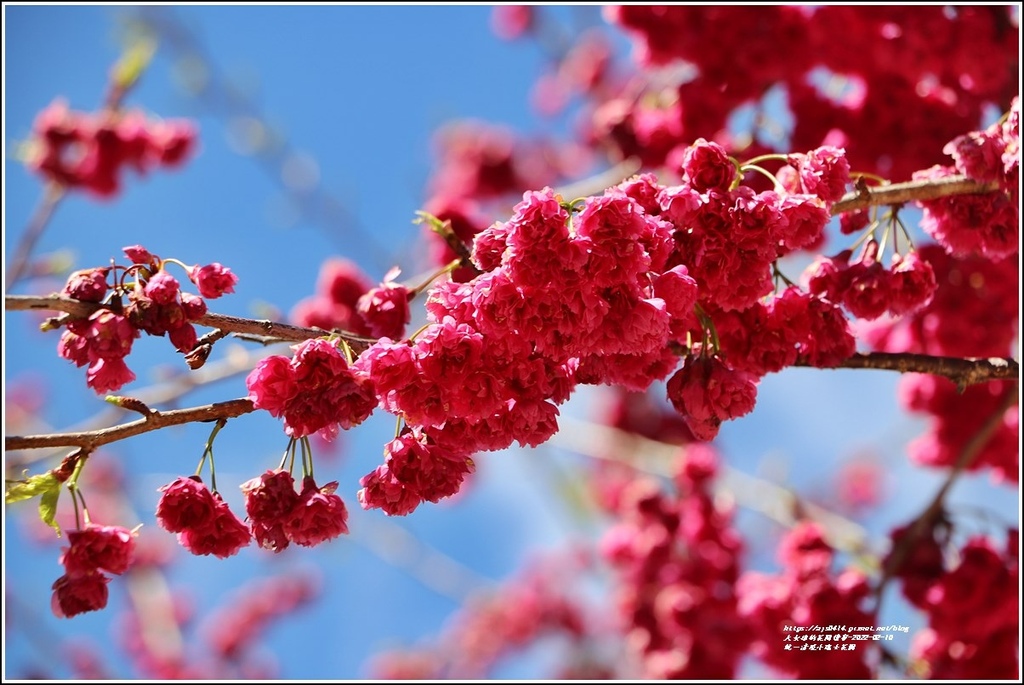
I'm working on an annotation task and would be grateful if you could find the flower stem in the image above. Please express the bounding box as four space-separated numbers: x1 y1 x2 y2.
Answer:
739 163 783 191
201 419 227 493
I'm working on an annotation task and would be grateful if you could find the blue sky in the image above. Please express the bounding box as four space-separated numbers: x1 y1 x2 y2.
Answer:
4 5 1019 680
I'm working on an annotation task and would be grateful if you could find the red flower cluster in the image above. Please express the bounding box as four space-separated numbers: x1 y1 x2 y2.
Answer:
713 286 855 376
665 355 758 441
58 306 140 394
591 7 1018 185
601 445 749 678
246 338 376 440
337 143 862 512
804 240 938 321
356 279 412 340
904 533 1019 679
916 102 1020 262
358 427 475 516
27 98 196 198
155 476 250 558
737 522 874 679
864 244 1019 360
56 245 237 393
241 469 349 551
291 258 411 339
52 523 136 618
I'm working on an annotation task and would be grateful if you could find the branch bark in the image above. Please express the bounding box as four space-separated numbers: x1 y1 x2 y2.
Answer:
4 294 374 345
830 175 999 214
796 352 1018 388
5 398 255 451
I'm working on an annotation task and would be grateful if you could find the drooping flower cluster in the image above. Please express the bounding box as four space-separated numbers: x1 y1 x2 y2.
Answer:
665 355 759 441
864 244 1019 360
737 522 875 679
57 304 141 394
27 98 196 198
886 528 1020 679
155 468 351 559
56 245 237 393
155 476 251 558
600 445 750 678
241 469 349 551
358 427 475 516
52 523 136 618
804 239 938 321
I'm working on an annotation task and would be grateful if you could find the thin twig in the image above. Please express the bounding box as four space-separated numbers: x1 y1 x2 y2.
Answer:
6 185 65 289
873 383 1019 611
554 156 643 201
5 398 255 451
831 175 999 214
351 514 496 602
130 6 391 272
796 352 1018 389
552 416 871 554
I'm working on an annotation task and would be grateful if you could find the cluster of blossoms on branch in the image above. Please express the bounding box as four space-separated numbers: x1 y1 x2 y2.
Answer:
55 245 237 392
27 98 196 198
246 139 863 517
8 9 1020 682
863 99 1021 483
916 95 1020 261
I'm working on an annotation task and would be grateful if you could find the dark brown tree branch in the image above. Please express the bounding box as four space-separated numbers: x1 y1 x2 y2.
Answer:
4 398 255 451
831 175 1000 214
797 352 1018 388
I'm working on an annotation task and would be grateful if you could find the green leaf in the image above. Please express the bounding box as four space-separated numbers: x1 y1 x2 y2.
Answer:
112 38 157 91
5 472 61 504
39 487 61 535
